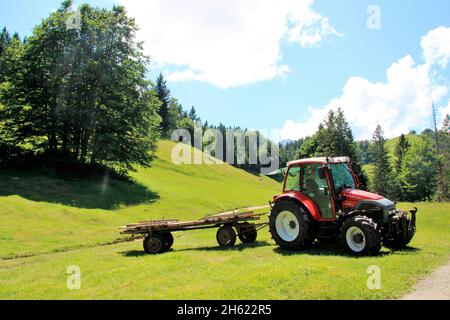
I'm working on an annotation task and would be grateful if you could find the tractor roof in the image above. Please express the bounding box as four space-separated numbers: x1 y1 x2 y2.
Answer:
288 157 351 167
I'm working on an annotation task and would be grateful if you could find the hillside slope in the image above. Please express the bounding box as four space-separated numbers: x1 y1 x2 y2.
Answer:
0 141 280 258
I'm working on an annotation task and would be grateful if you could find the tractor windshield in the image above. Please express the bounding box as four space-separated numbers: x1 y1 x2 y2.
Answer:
329 163 356 191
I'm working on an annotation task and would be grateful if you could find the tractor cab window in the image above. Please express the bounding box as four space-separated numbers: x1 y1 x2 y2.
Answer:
301 164 334 219
284 166 301 191
329 163 355 192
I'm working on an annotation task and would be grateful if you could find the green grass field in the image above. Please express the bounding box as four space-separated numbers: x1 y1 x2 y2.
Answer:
0 141 449 299
0 141 279 259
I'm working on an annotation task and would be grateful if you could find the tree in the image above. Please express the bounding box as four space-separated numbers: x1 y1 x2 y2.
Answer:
167 98 183 133
399 136 437 201
0 27 13 82
0 27 11 57
189 106 199 121
432 103 446 202
279 138 305 167
0 1 161 174
394 134 410 173
155 73 171 137
355 140 372 164
370 125 394 197
434 114 450 201
296 108 368 189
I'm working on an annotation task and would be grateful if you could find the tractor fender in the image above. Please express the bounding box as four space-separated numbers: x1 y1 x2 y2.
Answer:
273 191 322 222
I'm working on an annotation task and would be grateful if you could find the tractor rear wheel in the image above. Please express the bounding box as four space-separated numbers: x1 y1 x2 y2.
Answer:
340 216 381 256
216 225 237 248
269 201 312 251
238 224 258 244
143 233 166 254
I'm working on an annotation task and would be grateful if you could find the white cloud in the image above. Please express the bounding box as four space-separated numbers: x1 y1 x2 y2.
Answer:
421 26 450 68
118 0 340 88
441 99 450 122
281 27 450 141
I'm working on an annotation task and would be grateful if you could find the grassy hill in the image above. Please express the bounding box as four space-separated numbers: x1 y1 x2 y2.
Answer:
385 134 421 156
0 140 280 258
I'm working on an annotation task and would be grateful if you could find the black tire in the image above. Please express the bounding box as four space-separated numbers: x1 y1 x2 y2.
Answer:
143 233 166 254
340 216 381 256
383 213 415 250
383 238 409 249
238 224 258 244
216 225 237 248
269 201 312 251
161 232 174 251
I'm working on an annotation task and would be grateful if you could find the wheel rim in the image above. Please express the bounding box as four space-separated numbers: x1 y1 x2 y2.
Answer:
218 229 232 245
275 211 300 242
346 226 366 253
148 238 162 252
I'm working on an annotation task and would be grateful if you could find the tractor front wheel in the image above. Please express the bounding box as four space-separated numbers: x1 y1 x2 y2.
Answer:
340 216 381 256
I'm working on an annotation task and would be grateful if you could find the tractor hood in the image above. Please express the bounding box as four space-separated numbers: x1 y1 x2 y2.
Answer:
340 189 384 201
340 189 396 222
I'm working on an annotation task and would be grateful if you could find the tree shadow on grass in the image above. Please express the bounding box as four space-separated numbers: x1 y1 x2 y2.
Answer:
119 241 273 258
0 169 159 210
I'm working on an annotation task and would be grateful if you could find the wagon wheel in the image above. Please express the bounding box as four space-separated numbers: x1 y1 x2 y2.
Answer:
162 232 174 251
216 225 237 248
143 234 166 254
238 224 258 244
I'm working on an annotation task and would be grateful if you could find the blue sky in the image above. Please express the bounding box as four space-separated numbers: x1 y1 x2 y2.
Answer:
1 0 450 140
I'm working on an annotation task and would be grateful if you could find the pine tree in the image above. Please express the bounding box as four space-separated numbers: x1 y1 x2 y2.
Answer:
295 108 368 189
432 104 446 202
189 106 199 121
434 114 450 201
0 27 12 81
155 73 171 137
356 140 372 164
394 134 410 173
370 125 394 197
439 114 450 201
0 27 12 56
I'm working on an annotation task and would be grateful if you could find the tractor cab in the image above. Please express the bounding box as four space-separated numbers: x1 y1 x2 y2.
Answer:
282 157 357 220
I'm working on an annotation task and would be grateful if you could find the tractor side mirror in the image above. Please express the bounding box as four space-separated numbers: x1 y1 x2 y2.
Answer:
318 167 327 180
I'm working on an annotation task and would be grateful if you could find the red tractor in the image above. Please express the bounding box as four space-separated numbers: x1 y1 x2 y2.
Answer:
269 157 417 256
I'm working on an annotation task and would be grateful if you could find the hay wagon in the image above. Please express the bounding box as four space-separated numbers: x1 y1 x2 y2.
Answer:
120 207 269 254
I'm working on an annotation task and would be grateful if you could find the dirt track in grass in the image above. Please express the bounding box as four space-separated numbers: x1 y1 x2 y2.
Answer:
401 259 450 300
